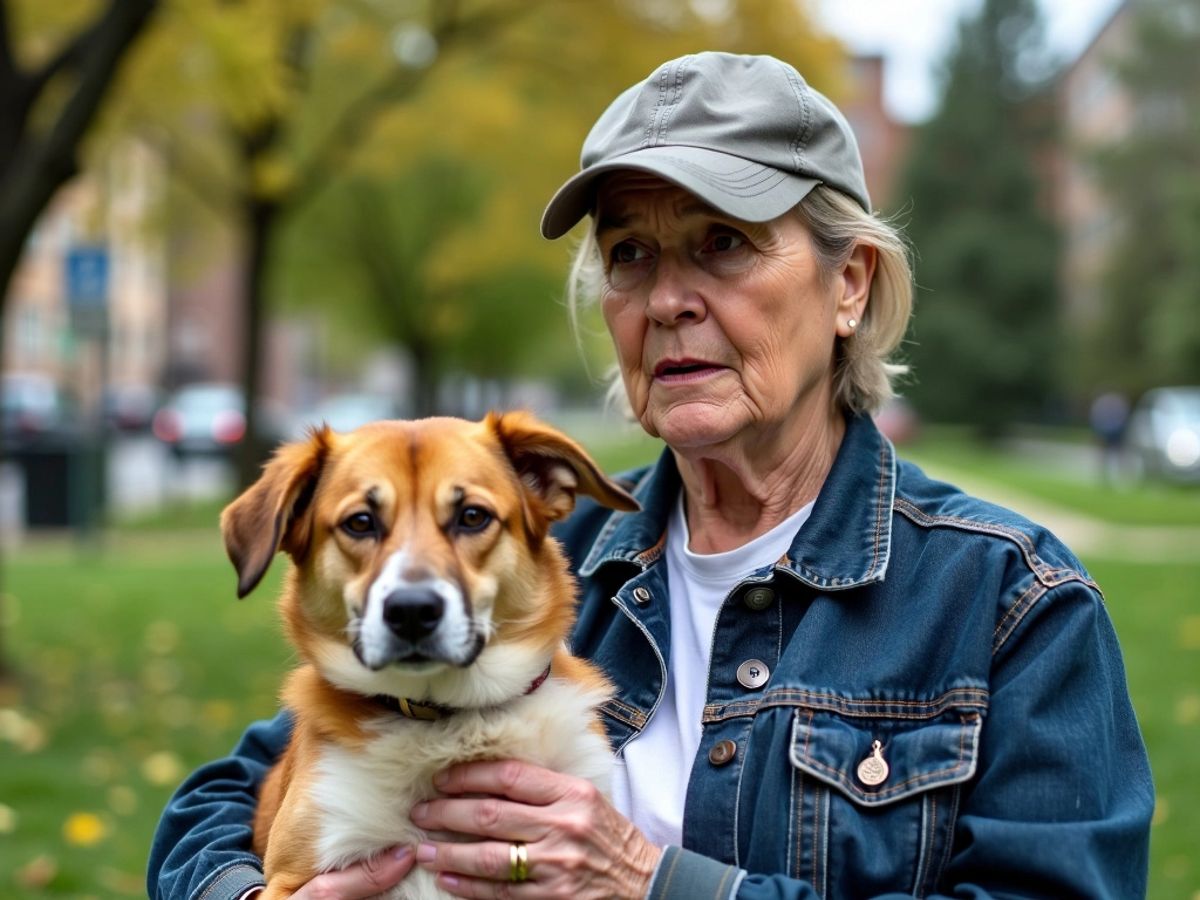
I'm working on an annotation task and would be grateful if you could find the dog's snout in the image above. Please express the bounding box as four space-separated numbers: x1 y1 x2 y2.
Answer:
382 588 445 641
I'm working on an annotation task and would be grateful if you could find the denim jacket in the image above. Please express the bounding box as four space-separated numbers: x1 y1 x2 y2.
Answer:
149 414 1153 900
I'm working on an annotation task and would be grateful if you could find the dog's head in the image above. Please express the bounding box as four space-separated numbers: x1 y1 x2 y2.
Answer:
221 412 638 703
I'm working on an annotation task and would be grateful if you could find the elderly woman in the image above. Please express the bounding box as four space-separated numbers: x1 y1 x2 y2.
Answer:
150 53 1152 900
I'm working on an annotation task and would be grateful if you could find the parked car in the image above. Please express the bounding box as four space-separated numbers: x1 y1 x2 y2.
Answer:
152 382 288 459
1 372 73 445
104 383 160 433
295 392 405 435
872 396 919 445
1125 386 1200 483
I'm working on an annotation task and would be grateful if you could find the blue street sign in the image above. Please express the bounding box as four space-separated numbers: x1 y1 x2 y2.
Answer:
65 245 109 312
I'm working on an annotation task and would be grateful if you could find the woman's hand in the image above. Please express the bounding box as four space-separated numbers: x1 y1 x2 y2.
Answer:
410 760 662 899
277 846 415 899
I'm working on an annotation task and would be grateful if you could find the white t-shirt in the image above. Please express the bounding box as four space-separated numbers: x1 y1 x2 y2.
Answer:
610 491 814 848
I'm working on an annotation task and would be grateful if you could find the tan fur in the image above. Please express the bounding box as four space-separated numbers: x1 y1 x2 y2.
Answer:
221 413 638 899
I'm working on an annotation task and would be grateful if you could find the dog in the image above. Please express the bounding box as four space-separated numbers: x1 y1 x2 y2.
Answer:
221 412 639 899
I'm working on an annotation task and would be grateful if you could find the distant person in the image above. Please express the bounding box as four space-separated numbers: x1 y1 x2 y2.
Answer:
1090 390 1131 483
149 53 1153 899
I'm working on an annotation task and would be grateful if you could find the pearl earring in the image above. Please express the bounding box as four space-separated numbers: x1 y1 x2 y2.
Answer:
847 318 858 330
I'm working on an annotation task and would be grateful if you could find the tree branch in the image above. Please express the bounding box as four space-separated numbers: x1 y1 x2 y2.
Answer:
139 125 236 221
284 64 422 213
0 0 160 297
284 0 539 215
38 0 159 172
0 2 16 83
23 17 90 96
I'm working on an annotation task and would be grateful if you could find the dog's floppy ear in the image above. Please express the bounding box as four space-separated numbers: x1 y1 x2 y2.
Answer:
221 427 332 599
488 411 639 542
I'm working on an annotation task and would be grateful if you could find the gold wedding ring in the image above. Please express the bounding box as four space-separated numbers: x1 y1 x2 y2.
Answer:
508 841 529 883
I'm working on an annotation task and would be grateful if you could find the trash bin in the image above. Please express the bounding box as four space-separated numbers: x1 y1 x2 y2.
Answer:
9 433 106 529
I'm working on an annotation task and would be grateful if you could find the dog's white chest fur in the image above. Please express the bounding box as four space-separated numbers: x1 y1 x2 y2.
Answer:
308 680 612 900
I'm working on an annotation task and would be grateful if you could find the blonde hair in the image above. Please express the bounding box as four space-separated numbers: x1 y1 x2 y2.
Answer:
565 185 913 416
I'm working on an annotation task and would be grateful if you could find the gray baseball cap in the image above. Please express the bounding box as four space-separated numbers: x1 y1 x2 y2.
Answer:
540 52 870 239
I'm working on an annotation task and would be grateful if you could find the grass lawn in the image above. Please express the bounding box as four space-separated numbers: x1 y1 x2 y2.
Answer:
0 535 289 898
0 429 1195 897
904 430 1200 527
1086 558 1200 898
577 416 1200 529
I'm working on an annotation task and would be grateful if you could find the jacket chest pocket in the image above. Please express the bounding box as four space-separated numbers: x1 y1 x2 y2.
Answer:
786 705 983 899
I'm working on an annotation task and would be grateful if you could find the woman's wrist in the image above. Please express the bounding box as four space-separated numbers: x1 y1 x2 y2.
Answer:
632 843 666 898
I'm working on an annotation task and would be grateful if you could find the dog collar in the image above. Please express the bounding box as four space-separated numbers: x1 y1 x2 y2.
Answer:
375 664 553 722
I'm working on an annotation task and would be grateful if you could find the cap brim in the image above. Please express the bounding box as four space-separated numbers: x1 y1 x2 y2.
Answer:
540 145 820 239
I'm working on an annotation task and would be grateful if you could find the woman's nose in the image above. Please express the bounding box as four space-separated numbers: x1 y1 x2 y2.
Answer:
645 255 706 326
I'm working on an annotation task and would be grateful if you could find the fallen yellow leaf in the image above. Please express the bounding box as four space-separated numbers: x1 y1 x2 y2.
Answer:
1151 795 1169 827
99 866 145 896
141 751 185 786
1179 615 1200 650
0 591 20 629
0 802 17 834
157 695 194 729
63 812 109 847
107 785 138 816
1175 694 1200 726
1162 853 1189 878
0 707 46 752
142 659 183 695
202 700 236 730
82 750 118 784
144 620 181 655
17 854 57 889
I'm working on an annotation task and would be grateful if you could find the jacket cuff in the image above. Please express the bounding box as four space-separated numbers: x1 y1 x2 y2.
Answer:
195 862 265 900
647 846 746 900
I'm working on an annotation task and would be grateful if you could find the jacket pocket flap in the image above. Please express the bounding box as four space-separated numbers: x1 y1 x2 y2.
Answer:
789 707 982 807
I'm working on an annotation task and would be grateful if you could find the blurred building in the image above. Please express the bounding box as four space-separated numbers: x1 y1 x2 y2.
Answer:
4 145 317 433
163 225 242 389
839 55 911 212
1055 1 1134 329
163 220 315 407
2 141 168 420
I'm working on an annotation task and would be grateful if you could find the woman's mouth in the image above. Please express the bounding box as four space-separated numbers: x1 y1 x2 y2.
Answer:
653 359 725 383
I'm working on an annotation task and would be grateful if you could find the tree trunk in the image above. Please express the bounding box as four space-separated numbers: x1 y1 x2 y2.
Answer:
0 314 10 683
234 198 278 490
0 0 159 312
0 0 159 681
409 340 439 418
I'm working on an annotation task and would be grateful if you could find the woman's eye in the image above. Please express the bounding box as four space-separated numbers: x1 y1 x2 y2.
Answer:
341 512 377 537
703 231 746 254
610 240 650 266
456 506 493 532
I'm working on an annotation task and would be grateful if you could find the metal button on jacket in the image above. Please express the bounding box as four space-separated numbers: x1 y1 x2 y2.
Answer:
708 739 737 766
736 659 770 689
631 587 651 605
743 586 775 610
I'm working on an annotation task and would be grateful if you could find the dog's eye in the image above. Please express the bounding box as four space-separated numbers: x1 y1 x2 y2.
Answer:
341 512 377 537
456 506 493 533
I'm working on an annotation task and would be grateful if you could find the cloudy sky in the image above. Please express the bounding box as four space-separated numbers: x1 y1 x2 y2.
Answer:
811 0 1125 121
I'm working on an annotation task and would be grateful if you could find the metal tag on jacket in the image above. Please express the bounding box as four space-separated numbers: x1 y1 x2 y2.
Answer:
857 740 889 786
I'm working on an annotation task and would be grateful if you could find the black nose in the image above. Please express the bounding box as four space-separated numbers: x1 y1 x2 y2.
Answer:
382 588 445 641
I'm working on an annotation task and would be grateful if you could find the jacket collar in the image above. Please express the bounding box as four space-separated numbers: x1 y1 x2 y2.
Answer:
579 413 896 591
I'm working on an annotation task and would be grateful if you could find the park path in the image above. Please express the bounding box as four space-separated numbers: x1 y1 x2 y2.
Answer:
921 462 1200 565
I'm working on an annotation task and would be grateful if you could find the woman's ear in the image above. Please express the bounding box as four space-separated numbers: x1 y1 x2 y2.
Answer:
836 243 877 338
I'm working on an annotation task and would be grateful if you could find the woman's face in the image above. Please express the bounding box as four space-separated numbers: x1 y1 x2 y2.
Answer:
596 176 864 452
